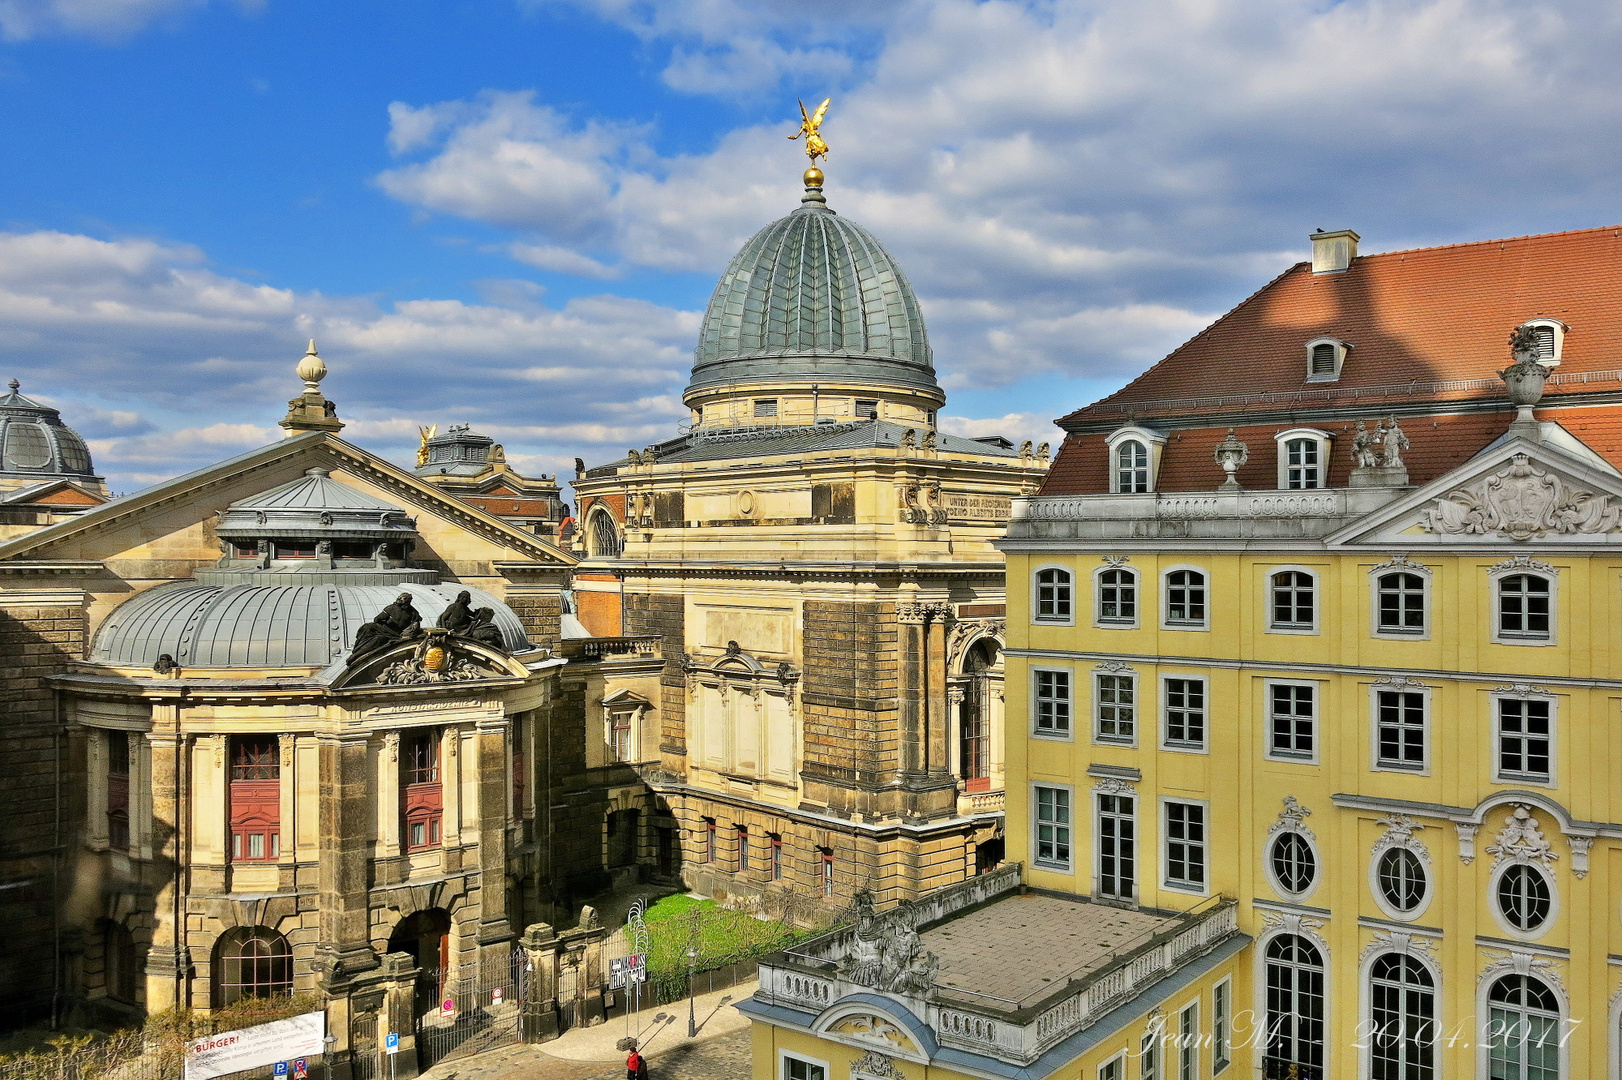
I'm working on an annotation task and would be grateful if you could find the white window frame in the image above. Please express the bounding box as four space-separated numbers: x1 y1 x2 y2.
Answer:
1032 563 1076 626
1370 683 1431 775
1105 426 1167 493
778 1050 829 1080
1488 858 1559 941
1304 336 1351 382
1266 565 1321 635
1265 679 1320 764
1490 562 1559 646
1094 787 1137 902
1161 565 1209 631
1519 318 1568 367
1097 1050 1127 1080
1031 665 1074 741
1093 563 1140 629
1176 998 1200 1080
1213 976 1232 1074
1093 667 1138 747
1264 828 1322 903
1274 428 1333 490
1476 969 1571 1080
1491 689 1557 787
1140 1023 1162 1080
1161 797 1210 895
1369 835 1434 923
1370 560 1432 640
1032 782 1075 873
1357 947 1443 1080
1160 673 1209 753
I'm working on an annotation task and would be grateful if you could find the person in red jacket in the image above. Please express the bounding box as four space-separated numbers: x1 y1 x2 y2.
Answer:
626 1048 648 1080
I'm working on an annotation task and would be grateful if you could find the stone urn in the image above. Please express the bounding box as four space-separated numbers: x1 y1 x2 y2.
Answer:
1500 326 1548 408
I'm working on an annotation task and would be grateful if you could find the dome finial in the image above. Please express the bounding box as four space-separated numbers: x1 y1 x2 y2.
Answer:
802 166 827 207
6 379 17 394
280 338 343 436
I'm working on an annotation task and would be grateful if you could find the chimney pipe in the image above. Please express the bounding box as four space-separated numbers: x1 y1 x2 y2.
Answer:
1310 229 1359 274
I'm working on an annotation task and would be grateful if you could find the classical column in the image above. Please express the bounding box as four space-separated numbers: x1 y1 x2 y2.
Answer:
474 715 512 957
314 732 379 986
144 713 192 1011
896 604 928 778
925 610 951 779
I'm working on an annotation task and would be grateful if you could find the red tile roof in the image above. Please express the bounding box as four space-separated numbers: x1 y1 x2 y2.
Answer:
1062 225 1622 428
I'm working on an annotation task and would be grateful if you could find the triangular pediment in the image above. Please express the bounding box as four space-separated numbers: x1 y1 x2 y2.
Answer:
0 432 577 569
1329 434 1622 548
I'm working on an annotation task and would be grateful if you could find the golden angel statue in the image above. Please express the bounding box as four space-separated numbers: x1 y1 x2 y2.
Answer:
789 97 831 164
416 425 437 468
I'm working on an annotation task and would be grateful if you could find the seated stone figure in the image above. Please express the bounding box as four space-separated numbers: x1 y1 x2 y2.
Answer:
435 589 476 633
350 593 424 658
466 607 507 649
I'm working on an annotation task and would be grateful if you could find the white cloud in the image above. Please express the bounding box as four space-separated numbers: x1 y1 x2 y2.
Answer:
939 411 1058 449
0 0 248 42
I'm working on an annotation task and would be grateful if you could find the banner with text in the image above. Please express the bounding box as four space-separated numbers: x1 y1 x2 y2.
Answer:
185 1012 326 1080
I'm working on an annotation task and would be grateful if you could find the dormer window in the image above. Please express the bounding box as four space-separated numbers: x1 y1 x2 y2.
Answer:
273 540 316 559
855 399 878 418
1105 426 1167 494
754 399 778 417
1518 319 1567 367
1274 428 1333 490
1304 337 1350 383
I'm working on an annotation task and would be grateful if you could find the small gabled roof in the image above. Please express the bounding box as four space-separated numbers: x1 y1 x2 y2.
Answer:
0 431 576 567
0 478 107 507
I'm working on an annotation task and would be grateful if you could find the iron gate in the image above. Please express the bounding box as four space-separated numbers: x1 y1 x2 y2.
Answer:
416 946 529 1068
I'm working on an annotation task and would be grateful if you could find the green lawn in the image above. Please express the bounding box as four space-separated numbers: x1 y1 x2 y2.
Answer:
638 895 815 1003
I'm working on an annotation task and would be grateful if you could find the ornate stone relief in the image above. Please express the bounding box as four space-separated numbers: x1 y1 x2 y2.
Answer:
1266 796 1315 840
1419 453 1622 540
1491 554 1557 577
1260 909 1329 952
1360 929 1439 976
1490 682 1550 697
898 481 945 525
946 619 1005 670
1370 553 1430 577
1484 805 1558 870
831 1016 919 1056
1372 814 1430 865
850 1051 906 1080
1456 823 1479 865
1372 675 1430 690
1102 554 1131 568
1479 949 1566 997
1092 777 1135 797
1093 660 1132 674
1568 836 1594 879
896 602 953 624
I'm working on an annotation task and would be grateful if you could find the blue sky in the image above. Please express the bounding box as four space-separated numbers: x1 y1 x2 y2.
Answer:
3 0 1622 493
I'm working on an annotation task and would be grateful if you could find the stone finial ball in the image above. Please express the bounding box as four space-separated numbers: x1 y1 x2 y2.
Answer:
296 339 327 387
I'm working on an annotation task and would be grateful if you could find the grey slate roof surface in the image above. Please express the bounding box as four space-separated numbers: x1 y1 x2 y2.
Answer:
0 380 99 481
92 579 529 668
229 470 404 512
688 201 939 394
589 419 1020 473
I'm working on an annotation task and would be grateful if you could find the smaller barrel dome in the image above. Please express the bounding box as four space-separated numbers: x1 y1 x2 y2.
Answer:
0 379 100 482
417 424 497 477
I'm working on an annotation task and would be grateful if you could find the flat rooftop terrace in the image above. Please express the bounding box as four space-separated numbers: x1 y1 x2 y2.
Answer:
925 893 1176 1007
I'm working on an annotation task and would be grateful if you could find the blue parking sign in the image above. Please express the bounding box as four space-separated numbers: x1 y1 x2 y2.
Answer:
384 1033 400 1056
273 1064 288 1077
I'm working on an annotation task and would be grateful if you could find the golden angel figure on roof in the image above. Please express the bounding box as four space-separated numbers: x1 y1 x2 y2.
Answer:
789 97 831 164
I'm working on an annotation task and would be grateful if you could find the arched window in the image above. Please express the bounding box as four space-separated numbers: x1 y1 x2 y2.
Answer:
102 920 139 1004
212 926 292 1007
1377 848 1427 914
587 509 619 558
1164 569 1206 628
1284 438 1322 489
1496 864 1553 932
1488 974 1561 1079
1375 571 1427 635
1369 954 1435 1079
1034 567 1073 624
1096 567 1137 626
1264 934 1325 1079
1270 570 1316 631
1498 574 1552 641
1114 440 1149 493
1269 832 1316 896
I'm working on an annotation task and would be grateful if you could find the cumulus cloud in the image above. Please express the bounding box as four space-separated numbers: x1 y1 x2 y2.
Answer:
0 229 698 490
0 0 251 42
382 0 1622 400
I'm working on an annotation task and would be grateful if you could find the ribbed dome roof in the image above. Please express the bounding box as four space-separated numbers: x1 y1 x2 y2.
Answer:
689 199 936 394
91 581 529 669
0 380 98 481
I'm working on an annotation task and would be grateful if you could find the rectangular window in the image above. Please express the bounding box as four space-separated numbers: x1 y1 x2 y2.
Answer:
1164 570 1206 627
1375 571 1427 634
1178 1003 1199 1080
1269 683 1316 760
704 818 717 863
1035 568 1073 623
1097 569 1137 625
1285 438 1320 489
229 735 280 863
1375 689 1427 770
1270 571 1316 629
1034 669 1072 736
737 827 750 872
233 541 259 558
769 834 783 881
1498 573 1552 640
610 709 634 762
855 399 878 418
1497 698 1553 782
1098 1056 1123 1080
1096 673 1136 744
107 731 131 852
1034 786 1072 871
1140 1028 1160 1080
1163 677 1206 750
754 399 778 418
1164 801 1206 890
273 541 316 559
402 730 443 852
821 848 835 896
1213 979 1231 1073
1097 793 1136 900
783 1057 825 1080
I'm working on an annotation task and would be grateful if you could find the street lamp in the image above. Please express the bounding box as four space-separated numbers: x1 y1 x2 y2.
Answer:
685 944 699 1038
322 1033 337 1080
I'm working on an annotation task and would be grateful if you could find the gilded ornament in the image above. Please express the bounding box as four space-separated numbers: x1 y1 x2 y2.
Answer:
789 97 832 166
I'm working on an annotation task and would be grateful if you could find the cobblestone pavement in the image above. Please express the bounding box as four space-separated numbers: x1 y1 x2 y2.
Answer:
419 1028 751 1080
